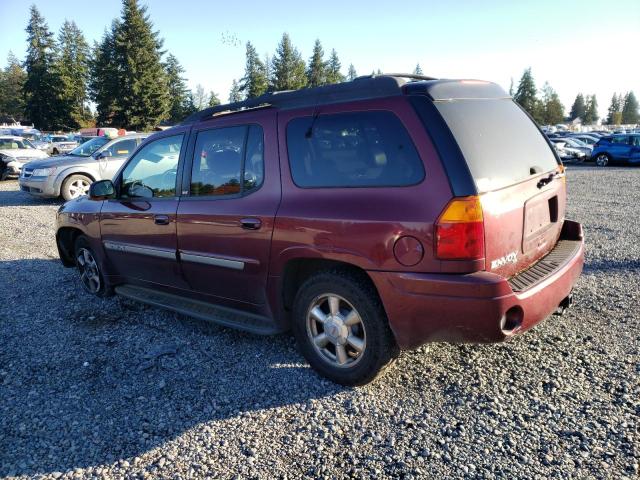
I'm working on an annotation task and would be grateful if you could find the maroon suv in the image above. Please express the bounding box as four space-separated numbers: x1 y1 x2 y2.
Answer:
55 75 584 385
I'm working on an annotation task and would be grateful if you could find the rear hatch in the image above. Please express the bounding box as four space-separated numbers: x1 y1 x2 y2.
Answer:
434 96 564 278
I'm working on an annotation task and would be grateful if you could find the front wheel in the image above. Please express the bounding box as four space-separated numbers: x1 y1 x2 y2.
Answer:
595 153 610 167
74 235 112 297
61 174 92 201
292 271 398 386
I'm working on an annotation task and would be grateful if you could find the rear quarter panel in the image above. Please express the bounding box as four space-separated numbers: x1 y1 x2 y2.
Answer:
271 97 453 276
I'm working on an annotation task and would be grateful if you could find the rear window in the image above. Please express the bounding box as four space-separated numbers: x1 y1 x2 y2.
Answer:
435 99 558 193
287 111 424 188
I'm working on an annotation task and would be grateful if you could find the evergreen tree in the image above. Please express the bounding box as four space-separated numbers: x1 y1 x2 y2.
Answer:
347 63 357 81
229 79 243 103
325 49 345 84
0 52 27 121
606 93 622 125
24 5 60 129
413 63 423 75
192 84 208 110
263 54 272 86
621 91 639 124
513 68 542 122
270 33 307 91
306 39 326 87
540 82 564 125
239 42 268 98
112 0 170 130
90 22 120 126
208 92 221 107
509 77 514 96
55 20 91 129
569 93 586 121
584 95 598 124
164 54 192 123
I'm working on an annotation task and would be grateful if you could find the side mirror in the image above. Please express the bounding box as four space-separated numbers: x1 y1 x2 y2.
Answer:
89 179 115 200
97 150 113 159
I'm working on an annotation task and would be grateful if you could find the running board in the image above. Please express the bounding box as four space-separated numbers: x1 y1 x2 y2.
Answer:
115 285 281 335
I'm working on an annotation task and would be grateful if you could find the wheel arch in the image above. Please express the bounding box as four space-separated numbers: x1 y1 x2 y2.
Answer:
279 257 386 325
56 226 85 267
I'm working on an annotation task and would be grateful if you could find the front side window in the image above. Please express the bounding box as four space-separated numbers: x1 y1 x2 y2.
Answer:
286 111 424 188
70 136 110 157
121 135 183 198
190 125 264 197
611 136 629 144
103 138 138 158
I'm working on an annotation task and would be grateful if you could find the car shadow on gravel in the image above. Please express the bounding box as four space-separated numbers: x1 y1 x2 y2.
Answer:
0 259 346 477
0 187 63 207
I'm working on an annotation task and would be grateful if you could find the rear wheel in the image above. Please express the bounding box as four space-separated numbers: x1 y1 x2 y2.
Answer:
61 174 92 201
74 235 111 297
595 153 610 167
292 271 398 386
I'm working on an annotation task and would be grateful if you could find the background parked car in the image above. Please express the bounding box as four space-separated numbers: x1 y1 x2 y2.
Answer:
46 135 78 155
20 133 148 200
550 139 587 162
569 134 600 146
0 135 49 180
591 134 640 167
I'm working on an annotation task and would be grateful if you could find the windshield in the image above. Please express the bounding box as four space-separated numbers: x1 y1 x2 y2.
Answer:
69 136 110 156
0 138 32 150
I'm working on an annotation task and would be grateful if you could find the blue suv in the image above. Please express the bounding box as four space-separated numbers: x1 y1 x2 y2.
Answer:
592 134 640 167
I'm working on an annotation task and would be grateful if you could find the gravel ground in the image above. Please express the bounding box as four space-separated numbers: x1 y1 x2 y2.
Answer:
0 166 638 479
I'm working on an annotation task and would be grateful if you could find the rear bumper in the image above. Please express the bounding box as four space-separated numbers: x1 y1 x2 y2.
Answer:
370 220 585 349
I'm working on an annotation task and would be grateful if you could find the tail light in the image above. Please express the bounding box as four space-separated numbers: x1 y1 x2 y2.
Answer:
435 196 485 260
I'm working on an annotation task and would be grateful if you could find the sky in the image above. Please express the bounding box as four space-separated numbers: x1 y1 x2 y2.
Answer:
1 0 639 119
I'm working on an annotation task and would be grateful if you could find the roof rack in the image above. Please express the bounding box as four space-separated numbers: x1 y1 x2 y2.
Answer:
181 74 438 124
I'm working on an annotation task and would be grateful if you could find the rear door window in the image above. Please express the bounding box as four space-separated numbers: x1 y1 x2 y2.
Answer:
190 125 264 197
435 99 558 193
286 111 424 188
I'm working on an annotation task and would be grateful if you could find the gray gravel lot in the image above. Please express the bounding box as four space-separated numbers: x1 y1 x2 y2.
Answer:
0 166 638 479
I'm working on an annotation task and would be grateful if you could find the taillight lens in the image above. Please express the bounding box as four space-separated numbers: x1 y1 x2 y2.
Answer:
435 196 485 260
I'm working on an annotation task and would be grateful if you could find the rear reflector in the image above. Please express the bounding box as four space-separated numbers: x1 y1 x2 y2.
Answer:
435 196 485 260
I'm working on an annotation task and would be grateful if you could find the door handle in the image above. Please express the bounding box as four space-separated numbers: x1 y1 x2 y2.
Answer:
240 218 262 230
154 215 170 225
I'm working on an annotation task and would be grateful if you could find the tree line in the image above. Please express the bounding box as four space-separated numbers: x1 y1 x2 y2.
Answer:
511 67 638 126
1 1 637 131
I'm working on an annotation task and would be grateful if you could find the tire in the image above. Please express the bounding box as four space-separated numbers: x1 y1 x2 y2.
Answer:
74 235 112 297
61 174 92 201
595 153 610 167
52 148 59 155
292 270 399 386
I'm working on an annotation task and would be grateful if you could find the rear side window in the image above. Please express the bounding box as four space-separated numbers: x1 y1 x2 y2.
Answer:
435 99 558 193
286 111 424 188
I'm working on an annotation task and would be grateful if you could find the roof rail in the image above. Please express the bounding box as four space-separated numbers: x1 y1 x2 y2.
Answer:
357 73 439 81
181 74 438 125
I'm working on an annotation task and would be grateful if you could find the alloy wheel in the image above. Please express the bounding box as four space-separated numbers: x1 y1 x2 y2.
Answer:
306 294 367 368
595 154 608 167
69 179 90 198
76 248 101 294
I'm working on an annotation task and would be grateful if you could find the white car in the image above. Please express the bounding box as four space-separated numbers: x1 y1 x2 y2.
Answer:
0 136 49 180
46 135 78 156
